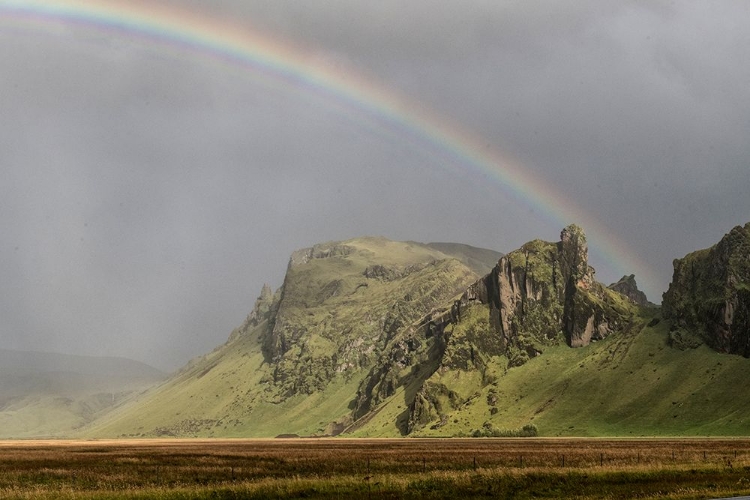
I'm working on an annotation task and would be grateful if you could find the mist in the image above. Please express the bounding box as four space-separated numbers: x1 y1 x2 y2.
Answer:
1 1 749 370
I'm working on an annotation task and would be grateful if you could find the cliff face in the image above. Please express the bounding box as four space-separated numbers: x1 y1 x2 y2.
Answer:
485 224 630 350
663 222 750 356
352 225 636 433
242 238 498 402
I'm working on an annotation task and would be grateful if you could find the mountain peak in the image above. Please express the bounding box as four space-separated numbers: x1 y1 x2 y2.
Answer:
608 274 652 307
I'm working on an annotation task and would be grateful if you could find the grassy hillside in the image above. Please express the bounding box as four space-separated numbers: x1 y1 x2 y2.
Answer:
93 306 750 439
352 308 750 437
83 231 750 439
84 237 494 438
83 320 363 438
0 350 164 438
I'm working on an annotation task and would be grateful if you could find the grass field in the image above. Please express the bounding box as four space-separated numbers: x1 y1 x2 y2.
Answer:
1 438 750 499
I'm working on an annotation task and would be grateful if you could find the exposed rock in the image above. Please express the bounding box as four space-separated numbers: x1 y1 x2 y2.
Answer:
559 224 590 283
667 328 703 350
247 284 275 326
352 225 637 433
476 224 631 350
364 264 401 281
609 275 652 307
258 239 481 401
662 222 750 356
407 382 461 434
363 262 432 282
287 243 356 269
227 283 278 342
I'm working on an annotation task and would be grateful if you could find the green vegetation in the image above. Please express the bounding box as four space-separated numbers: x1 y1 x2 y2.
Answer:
468 422 538 437
85 237 498 439
404 308 750 437
84 226 750 440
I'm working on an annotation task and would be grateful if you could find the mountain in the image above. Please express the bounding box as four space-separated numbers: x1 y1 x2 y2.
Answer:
0 350 164 438
85 237 501 437
351 224 637 434
663 222 750 355
609 274 653 307
84 224 750 438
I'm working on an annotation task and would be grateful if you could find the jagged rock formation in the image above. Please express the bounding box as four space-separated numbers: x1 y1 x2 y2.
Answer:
352 225 636 433
227 284 277 343
482 224 630 349
247 238 498 401
663 222 750 356
608 275 652 307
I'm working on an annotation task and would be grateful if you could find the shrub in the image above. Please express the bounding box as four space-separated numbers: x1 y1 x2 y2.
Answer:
470 422 538 437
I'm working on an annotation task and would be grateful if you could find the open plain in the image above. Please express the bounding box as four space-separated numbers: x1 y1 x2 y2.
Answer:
1 438 750 499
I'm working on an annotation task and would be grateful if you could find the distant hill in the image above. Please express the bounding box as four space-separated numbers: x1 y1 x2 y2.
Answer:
423 242 502 275
0 349 164 438
84 225 750 438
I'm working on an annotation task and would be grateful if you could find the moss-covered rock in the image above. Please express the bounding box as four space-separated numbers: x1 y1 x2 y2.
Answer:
479 224 633 351
663 222 750 356
352 225 638 434
258 238 495 402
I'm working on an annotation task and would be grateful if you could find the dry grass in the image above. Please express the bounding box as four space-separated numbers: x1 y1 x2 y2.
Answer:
1 438 750 498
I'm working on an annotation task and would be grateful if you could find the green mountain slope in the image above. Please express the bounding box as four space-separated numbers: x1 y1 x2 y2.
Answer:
85 237 500 438
352 309 750 437
0 350 164 438
349 225 638 435
84 224 750 438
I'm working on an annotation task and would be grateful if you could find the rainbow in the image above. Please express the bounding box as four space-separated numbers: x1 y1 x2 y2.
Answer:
0 0 659 295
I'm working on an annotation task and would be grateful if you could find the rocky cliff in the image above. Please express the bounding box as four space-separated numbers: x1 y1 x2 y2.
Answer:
246 238 499 401
352 225 636 433
84 225 750 439
481 224 633 350
663 222 750 356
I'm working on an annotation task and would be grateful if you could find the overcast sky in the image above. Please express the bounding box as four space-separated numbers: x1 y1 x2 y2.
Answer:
2 1 749 370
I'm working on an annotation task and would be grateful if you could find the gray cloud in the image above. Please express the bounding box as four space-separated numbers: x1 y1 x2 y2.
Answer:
1 1 748 369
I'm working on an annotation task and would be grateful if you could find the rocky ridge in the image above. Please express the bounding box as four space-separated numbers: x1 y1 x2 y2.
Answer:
608 275 652 307
351 225 636 434
237 238 498 402
81 222 750 440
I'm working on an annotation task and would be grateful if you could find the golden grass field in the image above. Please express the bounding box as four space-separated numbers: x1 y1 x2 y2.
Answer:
1 438 750 498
